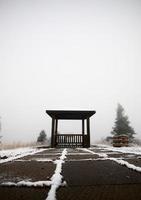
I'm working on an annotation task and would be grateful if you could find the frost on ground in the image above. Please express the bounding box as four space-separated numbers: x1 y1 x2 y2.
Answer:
0 147 46 164
108 157 141 173
1 180 52 187
14 158 54 162
92 144 141 155
82 148 108 158
33 158 53 162
83 147 141 174
0 147 67 196
46 148 67 200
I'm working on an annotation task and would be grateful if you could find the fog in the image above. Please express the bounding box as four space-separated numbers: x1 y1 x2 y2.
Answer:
0 0 141 144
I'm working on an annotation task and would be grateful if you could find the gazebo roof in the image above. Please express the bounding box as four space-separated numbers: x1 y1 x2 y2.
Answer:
46 110 96 120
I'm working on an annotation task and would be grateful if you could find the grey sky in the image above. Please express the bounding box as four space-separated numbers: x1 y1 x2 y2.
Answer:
0 0 141 143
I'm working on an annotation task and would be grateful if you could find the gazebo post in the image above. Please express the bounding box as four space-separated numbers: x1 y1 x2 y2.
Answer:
54 119 58 147
51 118 55 148
82 119 85 147
55 119 58 134
82 119 85 135
87 118 90 147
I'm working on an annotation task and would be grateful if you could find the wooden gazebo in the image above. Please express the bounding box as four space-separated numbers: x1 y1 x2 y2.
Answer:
46 110 96 148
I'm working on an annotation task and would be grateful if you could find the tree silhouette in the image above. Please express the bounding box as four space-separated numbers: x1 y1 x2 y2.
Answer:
111 104 136 140
37 130 47 143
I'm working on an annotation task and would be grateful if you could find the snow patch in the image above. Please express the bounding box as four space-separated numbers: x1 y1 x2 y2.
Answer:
14 158 53 162
1 180 52 187
83 147 141 173
33 158 53 162
108 157 141 173
46 148 67 200
82 148 108 158
0 148 46 164
67 153 91 155
96 145 141 156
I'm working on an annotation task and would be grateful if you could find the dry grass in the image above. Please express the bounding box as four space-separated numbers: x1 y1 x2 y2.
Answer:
0 141 37 150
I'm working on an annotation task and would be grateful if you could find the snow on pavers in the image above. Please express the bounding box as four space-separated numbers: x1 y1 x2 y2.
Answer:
1 180 52 187
82 148 108 158
1 146 141 200
84 147 141 174
46 148 67 200
20 154 59 162
16 158 54 162
62 147 141 186
66 148 99 161
0 148 68 200
108 157 141 173
0 160 55 186
62 160 141 186
99 145 141 155
0 147 46 164
0 148 57 185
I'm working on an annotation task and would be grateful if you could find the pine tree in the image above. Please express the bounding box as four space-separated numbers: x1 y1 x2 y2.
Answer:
111 104 136 140
37 130 47 143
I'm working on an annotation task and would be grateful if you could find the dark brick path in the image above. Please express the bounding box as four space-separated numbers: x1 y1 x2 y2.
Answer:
1 147 141 200
57 184 141 200
62 160 141 185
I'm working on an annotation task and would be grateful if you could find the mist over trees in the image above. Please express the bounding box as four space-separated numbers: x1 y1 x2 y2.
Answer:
37 130 47 143
111 104 136 140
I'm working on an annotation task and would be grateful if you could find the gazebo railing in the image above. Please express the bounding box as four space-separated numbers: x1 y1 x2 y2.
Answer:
55 134 83 147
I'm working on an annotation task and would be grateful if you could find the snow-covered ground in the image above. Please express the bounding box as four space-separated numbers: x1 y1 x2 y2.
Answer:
1 148 67 200
86 145 141 174
46 148 67 200
2 145 141 200
1 180 52 187
93 144 141 155
0 147 45 164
